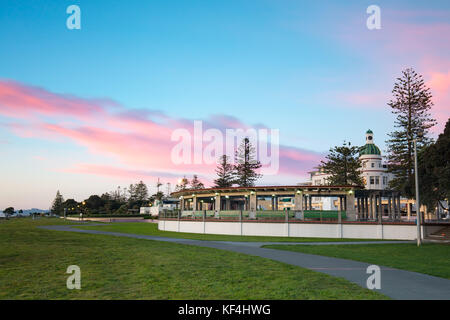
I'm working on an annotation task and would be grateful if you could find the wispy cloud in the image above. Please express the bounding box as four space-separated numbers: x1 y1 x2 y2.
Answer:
0 79 323 184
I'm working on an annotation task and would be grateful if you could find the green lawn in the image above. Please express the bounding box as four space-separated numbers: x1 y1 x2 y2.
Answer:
264 243 450 279
0 218 387 299
76 222 385 242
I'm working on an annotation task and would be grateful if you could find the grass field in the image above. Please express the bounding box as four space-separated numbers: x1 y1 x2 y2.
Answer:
0 218 387 299
264 243 450 279
76 222 385 242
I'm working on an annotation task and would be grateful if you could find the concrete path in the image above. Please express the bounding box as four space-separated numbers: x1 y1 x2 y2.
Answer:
39 224 450 300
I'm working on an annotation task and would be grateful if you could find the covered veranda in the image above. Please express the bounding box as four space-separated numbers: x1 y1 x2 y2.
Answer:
171 185 360 221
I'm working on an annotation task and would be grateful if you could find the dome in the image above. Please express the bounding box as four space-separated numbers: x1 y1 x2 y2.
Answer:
359 143 381 155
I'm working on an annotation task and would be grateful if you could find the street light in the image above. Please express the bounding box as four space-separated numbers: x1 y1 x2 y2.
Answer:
413 138 422 246
412 136 422 247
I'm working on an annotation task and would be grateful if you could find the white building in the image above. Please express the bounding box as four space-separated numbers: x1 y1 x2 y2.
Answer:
310 129 393 189
359 129 394 190
308 130 394 210
140 197 179 216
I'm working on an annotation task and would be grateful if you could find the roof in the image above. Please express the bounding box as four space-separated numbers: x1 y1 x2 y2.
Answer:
359 143 381 155
171 184 364 197
366 129 373 134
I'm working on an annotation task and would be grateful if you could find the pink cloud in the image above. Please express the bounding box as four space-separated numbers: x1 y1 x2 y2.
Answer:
426 70 450 133
329 9 450 132
0 80 322 184
0 79 115 121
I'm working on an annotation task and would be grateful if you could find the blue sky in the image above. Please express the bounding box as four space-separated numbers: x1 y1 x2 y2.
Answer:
0 0 449 208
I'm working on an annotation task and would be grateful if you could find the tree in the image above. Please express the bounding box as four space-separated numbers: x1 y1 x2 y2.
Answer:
84 195 105 212
134 181 149 201
318 141 363 185
3 207 14 217
127 183 136 201
51 191 64 216
190 175 204 190
110 186 127 202
418 118 450 212
214 155 235 188
385 68 436 198
62 199 79 215
114 204 128 215
175 176 190 192
234 137 262 187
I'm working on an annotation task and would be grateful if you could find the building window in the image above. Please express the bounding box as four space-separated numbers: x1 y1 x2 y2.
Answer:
383 176 387 185
379 163 381 168
370 176 375 185
375 176 380 185
371 163 374 168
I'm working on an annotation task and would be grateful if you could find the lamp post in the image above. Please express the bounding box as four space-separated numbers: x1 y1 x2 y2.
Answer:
413 138 422 247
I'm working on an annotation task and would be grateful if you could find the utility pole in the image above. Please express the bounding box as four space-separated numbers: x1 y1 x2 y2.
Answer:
156 178 162 193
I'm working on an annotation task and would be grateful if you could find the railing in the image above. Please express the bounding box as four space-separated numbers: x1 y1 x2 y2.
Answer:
304 210 346 221
165 209 346 222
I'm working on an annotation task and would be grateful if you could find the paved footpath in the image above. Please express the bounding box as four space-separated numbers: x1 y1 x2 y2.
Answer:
39 224 450 300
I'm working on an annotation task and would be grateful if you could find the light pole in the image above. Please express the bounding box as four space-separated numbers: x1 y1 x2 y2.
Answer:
413 138 422 246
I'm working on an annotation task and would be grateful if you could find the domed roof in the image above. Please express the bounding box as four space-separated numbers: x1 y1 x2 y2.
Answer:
359 143 381 155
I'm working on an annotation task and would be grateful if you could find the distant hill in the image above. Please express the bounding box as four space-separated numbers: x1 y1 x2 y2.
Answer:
17 208 50 215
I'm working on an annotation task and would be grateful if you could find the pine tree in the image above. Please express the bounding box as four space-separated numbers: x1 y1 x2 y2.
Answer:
234 137 262 187
214 155 235 187
190 175 205 189
134 181 149 201
386 68 436 198
51 190 64 216
127 183 136 201
318 141 363 185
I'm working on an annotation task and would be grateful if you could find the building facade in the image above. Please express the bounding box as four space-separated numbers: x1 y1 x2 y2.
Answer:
308 130 394 211
310 129 393 190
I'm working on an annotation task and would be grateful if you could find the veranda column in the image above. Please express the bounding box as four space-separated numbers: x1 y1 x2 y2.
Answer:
378 195 383 224
360 197 365 219
356 198 361 219
180 198 185 211
249 192 257 212
215 195 221 212
407 202 411 221
294 192 303 211
376 195 380 222
346 193 356 221
192 197 197 212
388 196 392 220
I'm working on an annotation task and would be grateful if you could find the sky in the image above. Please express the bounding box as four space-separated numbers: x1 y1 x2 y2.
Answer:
0 0 449 209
